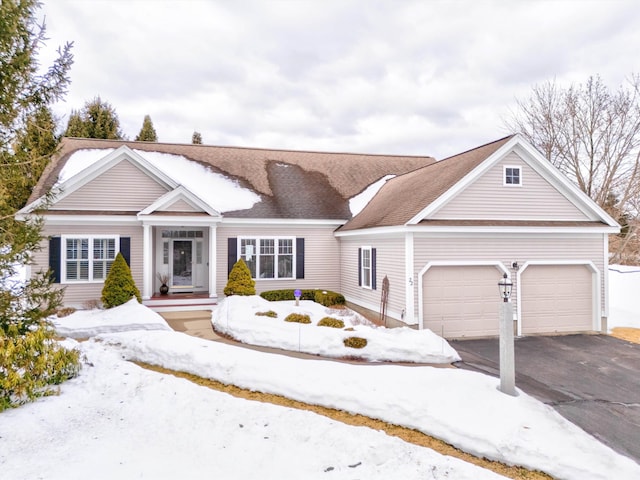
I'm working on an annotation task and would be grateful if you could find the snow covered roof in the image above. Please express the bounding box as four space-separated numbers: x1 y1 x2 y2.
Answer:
29 138 434 220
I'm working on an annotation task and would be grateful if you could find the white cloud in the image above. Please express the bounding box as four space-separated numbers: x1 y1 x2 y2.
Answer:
38 0 640 159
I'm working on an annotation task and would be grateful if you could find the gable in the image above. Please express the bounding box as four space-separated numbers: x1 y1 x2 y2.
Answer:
430 151 592 221
50 158 170 212
158 198 203 213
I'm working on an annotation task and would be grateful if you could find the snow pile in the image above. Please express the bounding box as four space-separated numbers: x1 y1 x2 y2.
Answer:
608 264 640 329
0 340 504 480
100 329 640 480
212 295 460 363
52 298 171 338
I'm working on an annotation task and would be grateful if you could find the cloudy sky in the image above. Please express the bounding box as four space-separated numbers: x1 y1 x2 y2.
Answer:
38 0 640 159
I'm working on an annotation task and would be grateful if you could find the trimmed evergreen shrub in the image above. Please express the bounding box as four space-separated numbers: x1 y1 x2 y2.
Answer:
260 289 316 302
101 252 141 308
224 259 256 296
317 317 345 328
343 336 367 349
0 324 81 411
259 289 345 306
284 313 311 324
314 290 346 307
255 310 278 318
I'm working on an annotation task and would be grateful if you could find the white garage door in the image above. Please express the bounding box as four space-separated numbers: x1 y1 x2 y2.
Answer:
423 265 503 338
520 265 593 334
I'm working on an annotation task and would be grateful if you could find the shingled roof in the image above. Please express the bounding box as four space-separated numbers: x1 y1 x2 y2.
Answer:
29 138 435 220
339 136 514 230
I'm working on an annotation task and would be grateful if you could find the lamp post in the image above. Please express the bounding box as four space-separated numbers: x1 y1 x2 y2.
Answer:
498 273 517 396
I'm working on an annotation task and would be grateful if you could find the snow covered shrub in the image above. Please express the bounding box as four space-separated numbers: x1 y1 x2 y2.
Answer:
224 259 256 296
284 313 311 324
255 310 278 318
0 324 80 411
101 253 141 308
343 336 367 349
317 317 345 328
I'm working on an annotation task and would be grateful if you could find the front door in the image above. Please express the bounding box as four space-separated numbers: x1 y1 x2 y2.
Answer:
172 240 193 289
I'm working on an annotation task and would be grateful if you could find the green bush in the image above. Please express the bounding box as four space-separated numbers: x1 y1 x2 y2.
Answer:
317 317 345 328
224 259 256 296
0 324 81 411
284 313 311 324
343 336 367 349
101 253 141 308
255 310 278 318
260 289 316 302
314 290 346 307
259 289 345 306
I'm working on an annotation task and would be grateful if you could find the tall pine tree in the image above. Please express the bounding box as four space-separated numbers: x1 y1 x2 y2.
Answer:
135 114 158 142
65 96 123 139
0 0 79 409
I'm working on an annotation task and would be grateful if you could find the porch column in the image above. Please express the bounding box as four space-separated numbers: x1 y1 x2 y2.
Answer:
209 224 217 298
142 224 152 300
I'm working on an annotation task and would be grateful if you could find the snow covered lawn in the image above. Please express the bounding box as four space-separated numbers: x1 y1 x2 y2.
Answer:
2 282 640 479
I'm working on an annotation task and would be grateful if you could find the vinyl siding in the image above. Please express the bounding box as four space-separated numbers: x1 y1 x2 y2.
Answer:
431 152 590 221
34 224 143 308
52 159 169 211
412 232 604 321
339 235 406 320
160 198 201 212
217 224 341 296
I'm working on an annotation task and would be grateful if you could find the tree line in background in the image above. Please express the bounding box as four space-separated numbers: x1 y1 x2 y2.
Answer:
505 75 640 263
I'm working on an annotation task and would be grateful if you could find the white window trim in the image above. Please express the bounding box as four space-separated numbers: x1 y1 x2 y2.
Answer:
237 236 296 280
61 234 120 284
503 165 522 187
360 246 373 290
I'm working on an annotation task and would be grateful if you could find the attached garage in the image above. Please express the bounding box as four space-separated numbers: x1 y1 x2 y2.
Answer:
519 264 595 335
422 265 504 338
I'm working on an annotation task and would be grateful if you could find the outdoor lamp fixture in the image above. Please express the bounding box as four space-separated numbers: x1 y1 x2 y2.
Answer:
498 273 512 302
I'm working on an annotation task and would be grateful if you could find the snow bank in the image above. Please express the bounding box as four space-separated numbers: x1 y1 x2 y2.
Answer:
99 330 640 480
52 298 171 338
608 265 640 329
212 295 460 363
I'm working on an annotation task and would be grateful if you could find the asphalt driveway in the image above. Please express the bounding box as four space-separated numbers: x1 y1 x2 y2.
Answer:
450 334 640 463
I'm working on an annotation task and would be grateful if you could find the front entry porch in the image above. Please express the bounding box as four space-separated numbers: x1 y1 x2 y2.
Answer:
144 292 218 312
139 218 220 305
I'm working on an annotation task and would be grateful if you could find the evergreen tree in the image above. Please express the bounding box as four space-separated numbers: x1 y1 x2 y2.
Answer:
64 96 123 139
224 259 256 296
9 106 59 209
0 0 79 408
101 253 141 308
135 114 157 142
192 131 202 144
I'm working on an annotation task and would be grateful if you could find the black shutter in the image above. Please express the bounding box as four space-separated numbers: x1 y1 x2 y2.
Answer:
358 248 362 286
371 248 377 290
119 237 131 266
49 237 61 283
296 238 305 279
228 237 237 275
